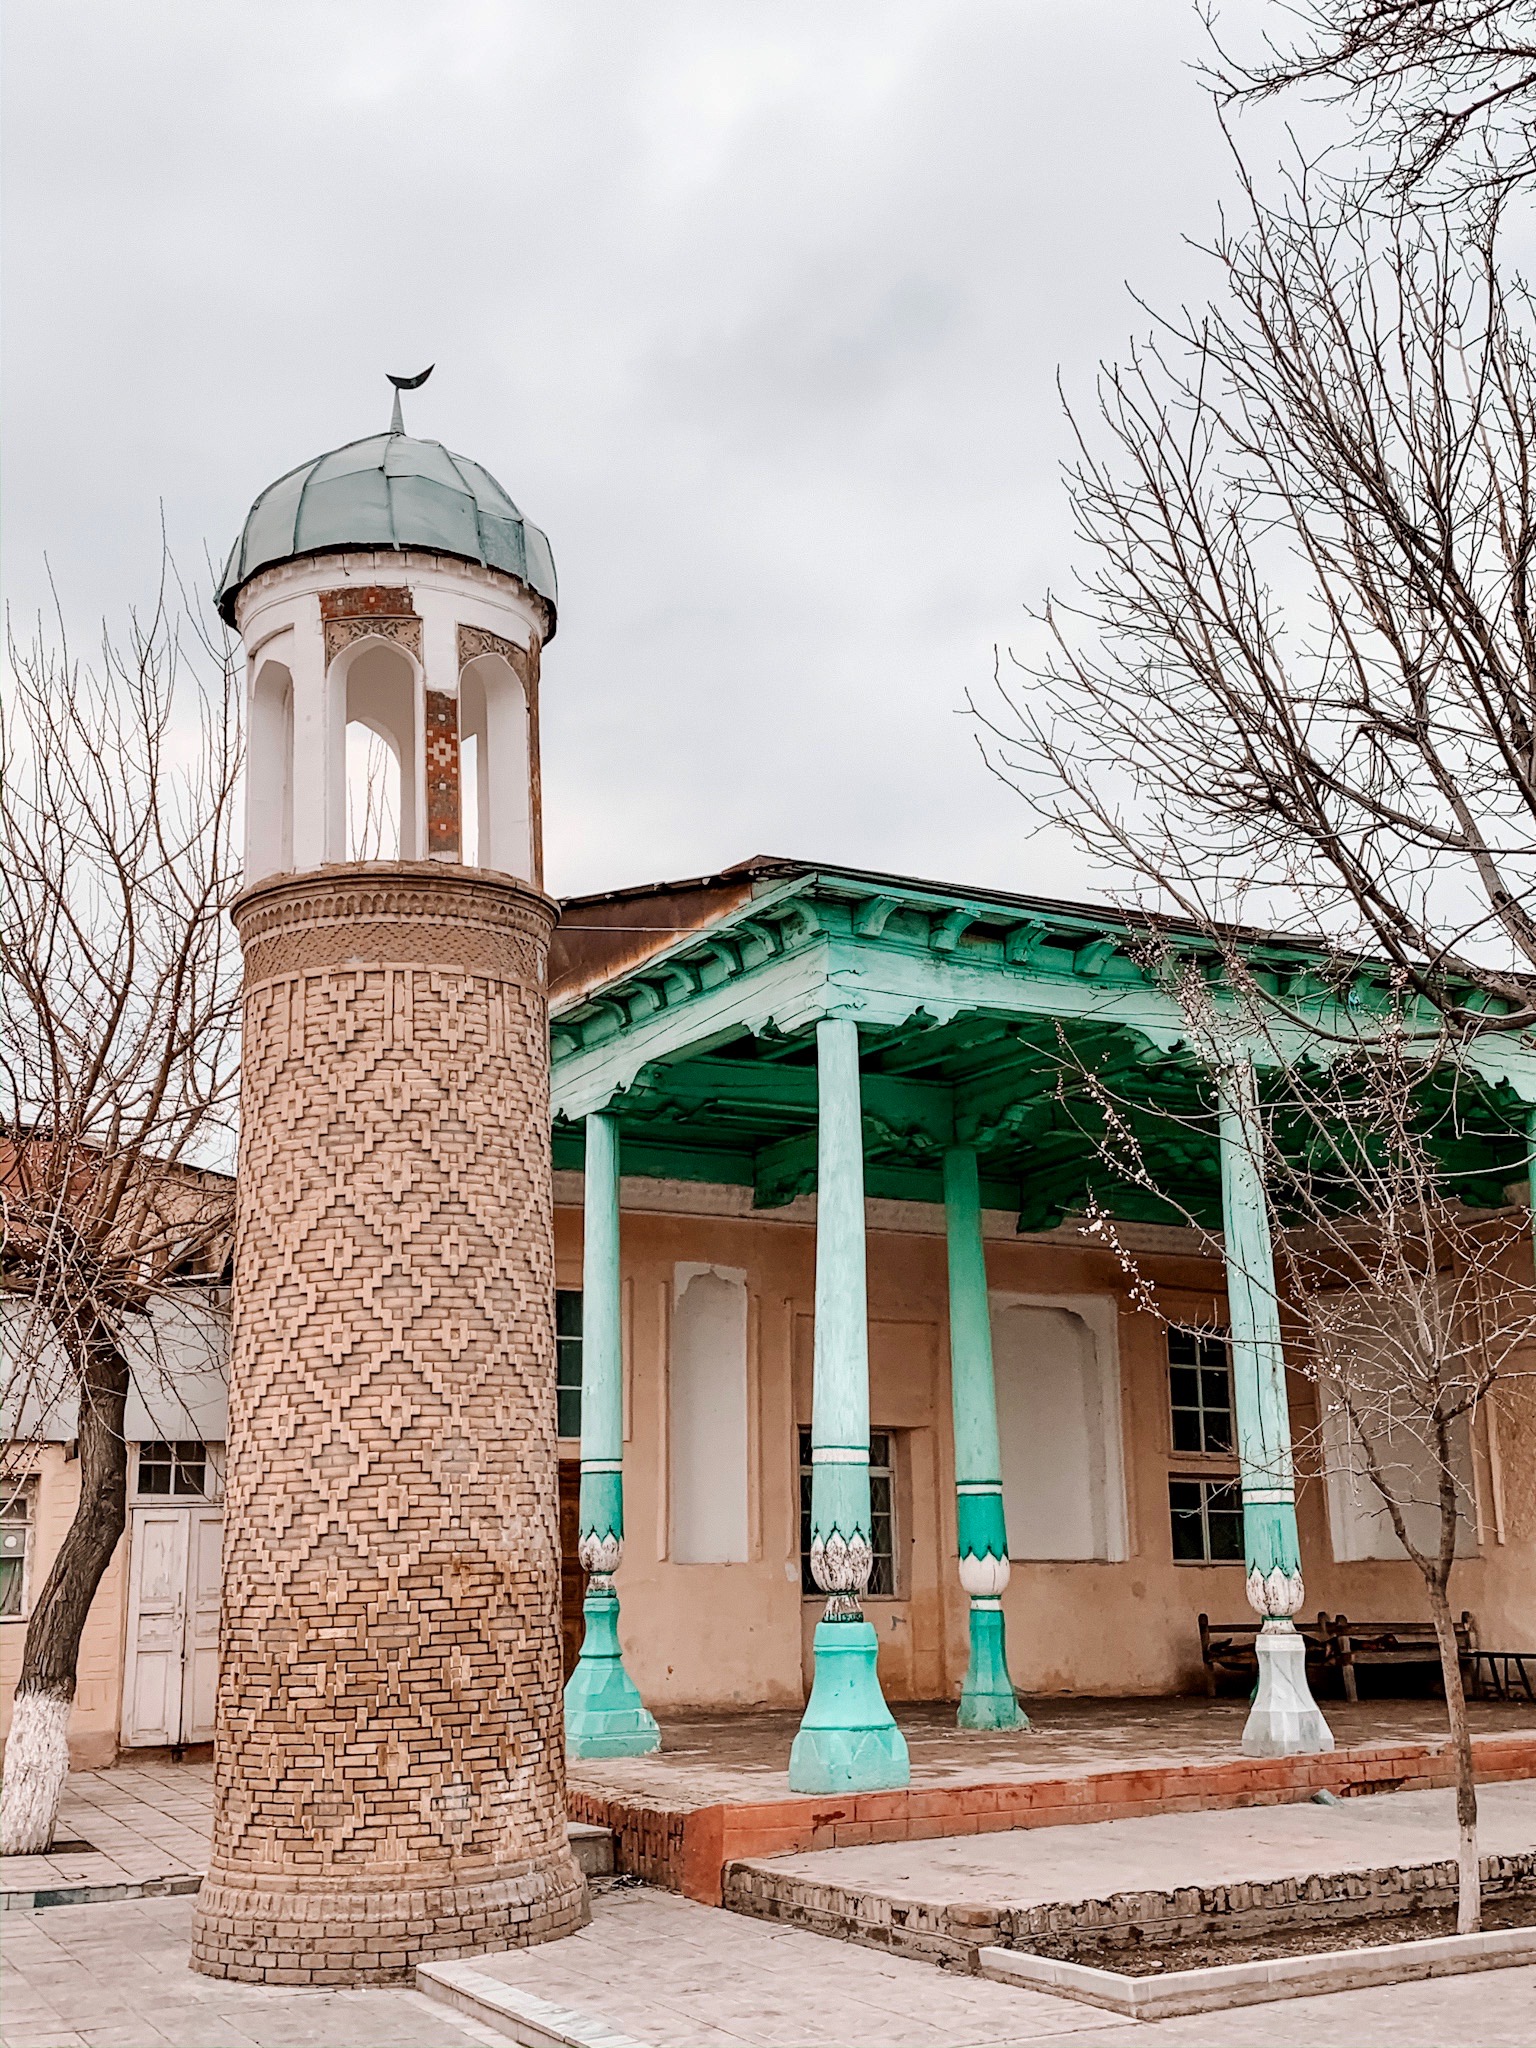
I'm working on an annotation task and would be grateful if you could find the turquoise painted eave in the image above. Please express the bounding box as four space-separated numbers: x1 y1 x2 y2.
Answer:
550 867 1536 1122
547 866 1536 1226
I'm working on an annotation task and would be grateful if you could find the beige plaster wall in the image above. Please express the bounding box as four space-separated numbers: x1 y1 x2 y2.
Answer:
555 1195 1536 1709
0 1444 128 1769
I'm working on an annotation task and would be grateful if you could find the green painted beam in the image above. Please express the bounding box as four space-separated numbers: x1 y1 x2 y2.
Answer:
628 1055 955 1145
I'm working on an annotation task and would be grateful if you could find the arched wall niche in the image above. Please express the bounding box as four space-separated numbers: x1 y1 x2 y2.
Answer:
328 637 421 862
458 651 531 879
247 655 294 882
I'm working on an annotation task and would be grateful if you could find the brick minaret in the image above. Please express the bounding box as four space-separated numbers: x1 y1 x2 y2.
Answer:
193 406 582 1982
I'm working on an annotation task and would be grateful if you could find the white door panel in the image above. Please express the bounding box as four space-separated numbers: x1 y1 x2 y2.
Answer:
180 1509 222 1744
122 1504 223 1747
123 1512 188 1746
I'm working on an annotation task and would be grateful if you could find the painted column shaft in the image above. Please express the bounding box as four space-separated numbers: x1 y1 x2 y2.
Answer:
943 1147 1025 1731
1217 1056 1332 1758
578 1111 624 1547
789 1017 908 1793
1216 1061 1301 1605
563 1110 658 1759
809 1016 874 1587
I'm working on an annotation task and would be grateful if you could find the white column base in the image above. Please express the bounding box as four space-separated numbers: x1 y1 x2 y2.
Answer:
1242 1619 1334 1758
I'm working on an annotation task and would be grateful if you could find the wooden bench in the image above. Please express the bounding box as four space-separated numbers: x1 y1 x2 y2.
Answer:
1197 1613 1330 1696
1467 1650 1536 1703
1197 1612 1482 1700
1323 1613 1477 1702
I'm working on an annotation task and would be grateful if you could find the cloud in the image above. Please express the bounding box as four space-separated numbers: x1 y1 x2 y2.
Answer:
4 0 1275 900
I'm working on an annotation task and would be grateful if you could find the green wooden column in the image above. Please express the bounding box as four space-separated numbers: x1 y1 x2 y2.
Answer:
563 1110 659 1759
943 1148 1027 1730
789 1018 910 1794
1217 1058 1333 1758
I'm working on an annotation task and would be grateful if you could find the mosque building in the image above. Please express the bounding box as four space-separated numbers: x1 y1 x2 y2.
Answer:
5 395 1536 1966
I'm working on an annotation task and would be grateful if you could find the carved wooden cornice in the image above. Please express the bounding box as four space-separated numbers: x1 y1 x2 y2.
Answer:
319 586 421 668
457 623 536 685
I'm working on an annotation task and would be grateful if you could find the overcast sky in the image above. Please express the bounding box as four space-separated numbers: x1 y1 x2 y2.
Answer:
5 0 1291 902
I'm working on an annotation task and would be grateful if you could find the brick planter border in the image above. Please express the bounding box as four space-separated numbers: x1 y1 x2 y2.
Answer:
568 1730 1536 1906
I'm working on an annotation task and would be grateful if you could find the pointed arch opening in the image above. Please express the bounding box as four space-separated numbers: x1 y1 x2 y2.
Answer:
332 639 419 862
458 652 531 878
247 655 295 882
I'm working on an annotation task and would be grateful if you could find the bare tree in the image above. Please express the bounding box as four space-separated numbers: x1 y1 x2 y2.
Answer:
1209 1 1536 200
1072 949 1535 1933
987 171 1536 1033
979 144 1536 1935
0 565 242 1854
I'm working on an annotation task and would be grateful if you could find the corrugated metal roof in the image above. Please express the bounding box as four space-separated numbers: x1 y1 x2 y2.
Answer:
216 432 557 629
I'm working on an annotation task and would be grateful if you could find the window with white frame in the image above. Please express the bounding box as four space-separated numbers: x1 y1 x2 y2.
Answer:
1166 1325 1242 1563
1168 1475 1245 1563
0 1479 35 1618
135 1441 218 1499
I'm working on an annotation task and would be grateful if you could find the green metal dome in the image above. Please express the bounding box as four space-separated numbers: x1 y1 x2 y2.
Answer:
216 431 557 630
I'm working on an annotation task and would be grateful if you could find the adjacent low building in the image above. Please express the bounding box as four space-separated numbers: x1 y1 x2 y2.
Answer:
9 851 1533 1767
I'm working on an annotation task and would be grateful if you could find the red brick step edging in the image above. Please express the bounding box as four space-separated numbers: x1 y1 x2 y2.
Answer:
566 1731 1536 1906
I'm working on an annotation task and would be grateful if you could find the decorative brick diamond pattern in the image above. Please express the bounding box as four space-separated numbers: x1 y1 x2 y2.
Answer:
191 864 587 1986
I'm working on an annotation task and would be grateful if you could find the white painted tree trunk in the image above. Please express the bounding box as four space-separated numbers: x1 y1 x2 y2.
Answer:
1458 1816 1481 1935
0 1687 72 1855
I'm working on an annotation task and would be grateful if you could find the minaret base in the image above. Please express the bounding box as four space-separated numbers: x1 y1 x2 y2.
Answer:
191 866 587 1984
192 1864 588 1987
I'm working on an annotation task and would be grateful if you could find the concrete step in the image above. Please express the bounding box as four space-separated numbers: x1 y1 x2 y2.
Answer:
567 1821 614 1879
417 1955 645 2047
723 1782 1536 1970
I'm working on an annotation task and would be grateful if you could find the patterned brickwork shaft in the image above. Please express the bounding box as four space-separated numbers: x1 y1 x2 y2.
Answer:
191 863 587 1984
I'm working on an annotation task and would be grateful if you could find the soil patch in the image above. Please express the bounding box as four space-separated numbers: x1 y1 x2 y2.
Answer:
1 1840 93 1859
1016 1888 1536 1975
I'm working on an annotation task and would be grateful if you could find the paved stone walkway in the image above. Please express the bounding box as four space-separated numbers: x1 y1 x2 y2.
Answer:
4 1885 1536 2046
1057 1968 1536 2047
736 1778 1536 1908
0 1895 508 2048
569 1696 1536 1808
0 1764 213 1906
460 1882 1118 2044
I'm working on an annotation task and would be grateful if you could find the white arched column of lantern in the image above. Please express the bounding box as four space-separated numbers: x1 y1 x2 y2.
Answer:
327 636 424 863
246 651 295 883
232 553 551 886
458 650 533 881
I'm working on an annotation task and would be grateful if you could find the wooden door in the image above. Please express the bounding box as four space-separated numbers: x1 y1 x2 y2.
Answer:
122 1506 223 1747
122 1510 190 1746
558 1461 583 1681
180 1508 223 1743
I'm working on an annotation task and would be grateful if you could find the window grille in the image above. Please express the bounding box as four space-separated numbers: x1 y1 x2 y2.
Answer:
136 1441 209 1498
0 1481 33 1618
1168 1328 1234 1455
799 1426 896 1597
556 1289 583 1440
1168 1475 1244 1562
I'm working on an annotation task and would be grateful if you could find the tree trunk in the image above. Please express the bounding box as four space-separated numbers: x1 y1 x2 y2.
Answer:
0 1321 131 1855
1427 1575 1480 1934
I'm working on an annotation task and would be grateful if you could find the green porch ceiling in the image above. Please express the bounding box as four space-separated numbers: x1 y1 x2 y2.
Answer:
550 865 1536 1232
